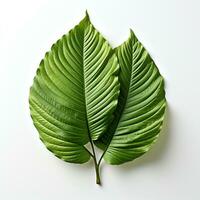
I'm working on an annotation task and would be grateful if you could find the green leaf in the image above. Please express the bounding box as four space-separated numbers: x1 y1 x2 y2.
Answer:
29 13 120 166
29 12 167 184
95 30 166 165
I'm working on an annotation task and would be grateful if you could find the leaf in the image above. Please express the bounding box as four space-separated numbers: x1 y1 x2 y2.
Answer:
95 30 166 165
29 13 120 166
29 12 167 185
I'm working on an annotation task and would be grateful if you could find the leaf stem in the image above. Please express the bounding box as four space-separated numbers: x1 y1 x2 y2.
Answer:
90 140 101 185
83 146 94 158
95 162 101 185
98 152 104 166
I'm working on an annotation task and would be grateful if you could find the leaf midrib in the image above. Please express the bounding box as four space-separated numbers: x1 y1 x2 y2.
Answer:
82 27 91 139
99 39 134 163
81 25 98 162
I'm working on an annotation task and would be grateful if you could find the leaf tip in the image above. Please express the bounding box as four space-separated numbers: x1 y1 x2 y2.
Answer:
129 29 135 37
85 10 90 21
78 10 91 28
129 28 138 42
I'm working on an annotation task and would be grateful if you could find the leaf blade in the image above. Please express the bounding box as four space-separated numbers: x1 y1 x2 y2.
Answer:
96 30 166 165
29 14 119 164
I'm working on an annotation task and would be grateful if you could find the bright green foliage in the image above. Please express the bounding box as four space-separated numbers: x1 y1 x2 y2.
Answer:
29 13 166 185
29 14 120 166
95 30 166 165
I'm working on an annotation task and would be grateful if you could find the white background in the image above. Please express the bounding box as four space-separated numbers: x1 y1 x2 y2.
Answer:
1 0 200 199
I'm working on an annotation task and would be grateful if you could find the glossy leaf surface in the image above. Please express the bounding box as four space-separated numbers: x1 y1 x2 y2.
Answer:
96 30 166 165
29 14 119 164
29 14 166 184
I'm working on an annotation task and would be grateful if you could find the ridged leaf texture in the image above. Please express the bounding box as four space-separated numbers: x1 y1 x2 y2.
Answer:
29 14 120 165
95 30 166 165
29 13 166 184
